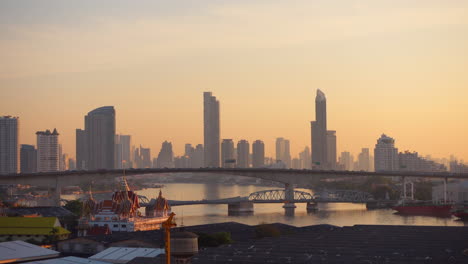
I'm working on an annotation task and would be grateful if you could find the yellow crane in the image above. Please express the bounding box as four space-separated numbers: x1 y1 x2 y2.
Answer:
162 212 176 264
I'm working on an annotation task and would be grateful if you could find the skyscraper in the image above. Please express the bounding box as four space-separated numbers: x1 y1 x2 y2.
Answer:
357 148 370 171
119 135 131 168
203 92 220 167
20 144 36 173
36 129 59 172
299 146 311 169
338 151 354 171
326 130 337 169
275 138 291 168
221 139 235 168
156 141 174 168
237 140 250 168
76 129 87 170
0 116 19 175
192 144 204 168
85 106 115 170
311 89 328 169
252 140 265 168
374 134 399 172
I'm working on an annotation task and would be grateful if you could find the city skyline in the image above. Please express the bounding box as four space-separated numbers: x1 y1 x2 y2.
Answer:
1 1 468 162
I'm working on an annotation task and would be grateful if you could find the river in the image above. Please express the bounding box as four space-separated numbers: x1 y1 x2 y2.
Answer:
63 183 466 227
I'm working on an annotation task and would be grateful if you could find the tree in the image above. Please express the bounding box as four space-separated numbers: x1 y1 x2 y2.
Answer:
64 200 83 216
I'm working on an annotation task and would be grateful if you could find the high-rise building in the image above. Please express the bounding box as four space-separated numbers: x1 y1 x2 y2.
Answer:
374 134 399 172
275 138 291 168
114 135 123 169
0 116 19 175
20 144 36 173
237 140 250 168
68 158 76 170
156 141 174 168
221 139 235 168
357 148 371 171
252 140 265 168
119 135 131 168
139 146 152 168
311 89 328 169
338 151 354 171
203 92 220 167
399 151 446 172
192 144 204 168
36 129 59 172
326 130 337 169
85 106 116 170
299 146 311 169
76 129 87 170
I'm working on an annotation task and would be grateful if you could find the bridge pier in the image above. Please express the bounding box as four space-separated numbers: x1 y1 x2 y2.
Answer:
228 201 254 215
306 202 318 211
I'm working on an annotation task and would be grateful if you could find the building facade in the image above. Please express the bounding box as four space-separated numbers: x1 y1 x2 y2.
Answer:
374 134 399 172
326 130 337 169
236 140 250 168
357 148 371 171
275 138 291 168
311 89 328 169
203 92 220 167
36 129 59 172
0 116 19 175
76 129 87 170
20 144 36 173
221 139 235 168
156 141 174 168
84 106 116 170
252 140 265 168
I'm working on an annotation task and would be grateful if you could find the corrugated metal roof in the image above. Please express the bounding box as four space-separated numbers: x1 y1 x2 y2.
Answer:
0 240 59 263
0 217 58 228
0 226 70 235
90 247 164 263
23 256 111 264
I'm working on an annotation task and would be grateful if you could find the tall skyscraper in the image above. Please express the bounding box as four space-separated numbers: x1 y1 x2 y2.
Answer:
85 106 115 170
357 148 370 171
20 144 36 173
221 139 235 168
156 141 174 168
0 116 19 175
275 138 291 168
237 140 250 168
139 146 152 168
299 146 311 169
252 140 265 168
76 129 87 170
119 135 131 168
192 144 204 168
36 129 59 172
326 130 337 169
374 134 399 172
338 151 354 171
203 92 220 167
311 89 328 169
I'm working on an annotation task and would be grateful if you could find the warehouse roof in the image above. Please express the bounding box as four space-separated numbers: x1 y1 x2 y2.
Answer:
0 240 59 263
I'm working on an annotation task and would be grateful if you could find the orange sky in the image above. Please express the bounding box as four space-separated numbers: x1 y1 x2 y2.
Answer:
1 0 468 161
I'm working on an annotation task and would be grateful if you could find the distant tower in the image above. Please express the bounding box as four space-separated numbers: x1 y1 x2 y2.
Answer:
85 106 115 170
326 130 337 169
374 134 399 172
311 89 328 169
157 141 174 168
358 148 370 171
36 129 59 172
76 129 87 170
203 92 220 167
221 139 235 168
0 116 19 175
20 144 37 173
275 138 291 168
192 144 204 168
237 140 250 168
252 140 265 168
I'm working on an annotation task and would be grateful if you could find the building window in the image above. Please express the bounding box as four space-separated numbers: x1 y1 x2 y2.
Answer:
121 224 126 228
113 224 118 228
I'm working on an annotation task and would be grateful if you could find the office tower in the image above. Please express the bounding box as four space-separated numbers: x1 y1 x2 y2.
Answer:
399 151 446 172
311 89 328 169
185 144 194 157
252 140 265 168
119 135 131 168
85 106 115 170
75 129 87 170
20 144 36 173
292 158 301 169
203 92 220 167
36 129 59 172
299 146 311 169
237 140 250 168
192 144 204 168
115 135 123 169
275 138 291 168
221 139 235 168
156 141 174 168
0 116 19 175
326 131 337 169
338 151 354 171
374 134 399 172
140 146 152 168
357 148 370 171
68 158 76 170
60 152 69 171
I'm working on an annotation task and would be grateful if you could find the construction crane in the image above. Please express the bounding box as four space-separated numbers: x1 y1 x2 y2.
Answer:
163 212 176 264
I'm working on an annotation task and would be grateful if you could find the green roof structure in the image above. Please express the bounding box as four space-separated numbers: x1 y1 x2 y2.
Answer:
0 217 70 236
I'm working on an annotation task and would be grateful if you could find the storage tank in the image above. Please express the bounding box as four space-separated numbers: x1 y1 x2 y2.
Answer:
171 231 198 260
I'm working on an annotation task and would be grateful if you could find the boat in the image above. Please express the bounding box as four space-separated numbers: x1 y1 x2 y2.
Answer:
451 204 468 220
392 200 453 216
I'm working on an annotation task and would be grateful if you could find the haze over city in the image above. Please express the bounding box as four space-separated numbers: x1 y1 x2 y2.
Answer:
1 0 468 161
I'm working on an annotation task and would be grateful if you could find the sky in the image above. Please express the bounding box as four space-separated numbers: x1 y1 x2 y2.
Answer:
1 0 468 161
